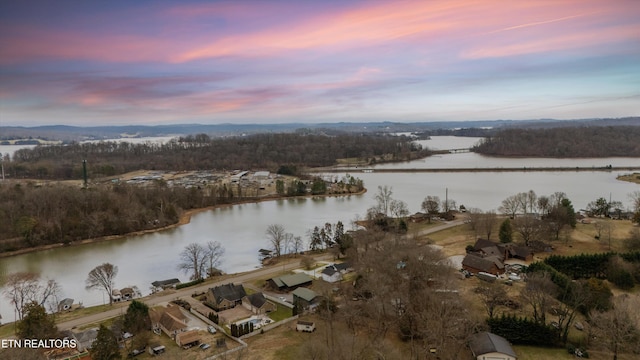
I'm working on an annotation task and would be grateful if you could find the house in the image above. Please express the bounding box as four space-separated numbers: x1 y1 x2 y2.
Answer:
72 328 98 352
462 254 505 275
409 212 430 223
58 298 74 312
321 262 352 283
150 305 188 339
120 287 135 301
292 287 319 310
321 266 342 283
471 238 533 264
469 332 517 360
176 329 201 348
499 243 533 262
151 278 181 291
242 293 277 314
205 283 247 311
111 289 122 302
268 273 313 291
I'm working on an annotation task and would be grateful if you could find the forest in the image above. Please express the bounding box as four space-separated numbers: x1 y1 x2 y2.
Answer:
4 133 429 180
473 126 640 157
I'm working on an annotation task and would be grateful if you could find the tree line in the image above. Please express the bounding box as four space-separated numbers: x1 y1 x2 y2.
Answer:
0 181 234 252
473 126 640 157
4 132 429 180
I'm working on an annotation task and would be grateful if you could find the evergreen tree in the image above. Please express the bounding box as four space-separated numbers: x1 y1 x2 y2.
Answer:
91 324 121 360
499 219 513 243
16 302 58 340
123 300 150 334
309 226 322 250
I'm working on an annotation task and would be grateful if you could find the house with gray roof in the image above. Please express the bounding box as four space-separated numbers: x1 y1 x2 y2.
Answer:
469 332 517 360
205 283 247 311
72 328 98 352
242 292 276 314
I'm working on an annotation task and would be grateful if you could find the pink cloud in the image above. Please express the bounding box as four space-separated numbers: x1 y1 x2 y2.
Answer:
1 0 636 65
463 23 640 59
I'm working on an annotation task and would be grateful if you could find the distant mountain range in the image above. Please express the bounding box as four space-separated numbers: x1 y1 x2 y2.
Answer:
1 117 638 142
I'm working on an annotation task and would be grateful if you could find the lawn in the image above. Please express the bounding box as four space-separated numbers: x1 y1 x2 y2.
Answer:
268 304 293 322
0 323 16 338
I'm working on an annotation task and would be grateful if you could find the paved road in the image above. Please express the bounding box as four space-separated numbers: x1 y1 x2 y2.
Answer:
413 218 466 238
56 253 334 331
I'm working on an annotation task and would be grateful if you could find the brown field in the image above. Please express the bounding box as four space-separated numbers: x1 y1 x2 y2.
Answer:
617 172 640 185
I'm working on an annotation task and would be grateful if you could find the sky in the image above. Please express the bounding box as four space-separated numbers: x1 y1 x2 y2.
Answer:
1 0 639 127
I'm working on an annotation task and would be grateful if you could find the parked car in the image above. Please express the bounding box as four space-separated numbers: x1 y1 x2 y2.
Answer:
207 325 217 334
199 343 211 350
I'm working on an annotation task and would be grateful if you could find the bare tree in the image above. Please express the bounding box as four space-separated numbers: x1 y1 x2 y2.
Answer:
520 272 557 325
3 272 60 320
479 211 498 241
537 195 550 216
266 224 286 257
177 243 208 280
421 196 440 223
590 295 640 360
374 185 393 216
499 194 523 218
86 263 118 305
475 282 507 319
389 199 409 220
291 236 303 255
513 215 543 247
205 241 225 277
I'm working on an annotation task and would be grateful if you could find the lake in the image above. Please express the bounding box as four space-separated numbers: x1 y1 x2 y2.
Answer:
0 136 639 321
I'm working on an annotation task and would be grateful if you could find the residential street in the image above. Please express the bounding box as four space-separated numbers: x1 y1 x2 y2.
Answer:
56 253 334 331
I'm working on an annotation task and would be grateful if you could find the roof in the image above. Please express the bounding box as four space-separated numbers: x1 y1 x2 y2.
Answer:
462 254 503 273
254 171 270 177
59 298 74 307
469 332 517 358
272 273 313 288
473 238 497 251
292 287 317 302
152 278 181 287
321 267 338 276
73 328 98 344
333 262 352 272
211 283 246 303
176 330 200 346
245 293 268 308
121 287 134 294
150 305 188 332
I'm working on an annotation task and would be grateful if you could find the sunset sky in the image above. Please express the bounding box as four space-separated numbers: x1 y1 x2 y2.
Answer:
1 0 639 126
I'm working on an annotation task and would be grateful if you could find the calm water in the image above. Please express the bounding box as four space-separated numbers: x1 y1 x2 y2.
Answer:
1 137 639 321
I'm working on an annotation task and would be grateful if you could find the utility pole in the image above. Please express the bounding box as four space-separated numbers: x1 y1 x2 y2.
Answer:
82 159 88 188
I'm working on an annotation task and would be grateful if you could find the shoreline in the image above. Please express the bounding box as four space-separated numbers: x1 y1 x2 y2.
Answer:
0 189 367 259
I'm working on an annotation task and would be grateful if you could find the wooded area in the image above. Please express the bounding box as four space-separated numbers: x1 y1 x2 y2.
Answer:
473 126 640 157
0 182 234 252
4 133 429 180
